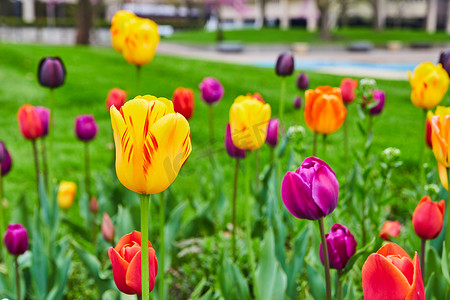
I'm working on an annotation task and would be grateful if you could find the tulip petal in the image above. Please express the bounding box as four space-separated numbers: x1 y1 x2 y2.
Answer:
362 253 411 300
281 171 323 220
126 248 158 295
115 231 153 252
406 252 425 300
377 243 410 258
108 247 136 294
438 162 448 190
311 165 339 217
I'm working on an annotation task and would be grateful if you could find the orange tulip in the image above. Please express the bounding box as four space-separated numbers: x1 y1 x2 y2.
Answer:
304 86 347 135
379 220 401 241
362 243 425 300
430 108 450 189
17 104 44 140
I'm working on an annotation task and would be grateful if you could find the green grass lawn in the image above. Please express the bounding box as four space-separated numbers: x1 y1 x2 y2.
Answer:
167 27 450 46
0 42 445 216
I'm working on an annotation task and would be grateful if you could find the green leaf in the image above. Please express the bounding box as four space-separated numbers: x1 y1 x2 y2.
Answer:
218 257 251 300
441 244 450 285
255 228 287 300
164 201 188 271
38 175 50 226
31 209 48 299
342 237 376 276
306 264 325 300
116 205 134 239
286 227 309 300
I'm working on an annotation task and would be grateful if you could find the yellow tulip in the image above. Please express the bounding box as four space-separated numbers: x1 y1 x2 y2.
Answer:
110 95 192 194
122 17 160 67
57 181 77 209
408 62 449 109
229 95 271 151
110 10 136 53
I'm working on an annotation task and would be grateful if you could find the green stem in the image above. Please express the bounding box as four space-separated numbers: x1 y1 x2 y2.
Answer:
419 109 427 192
420 238 426 281
446 168 450 260
84 142 91 199
254 149 260 191
140 194 150 300
136 66 142 95
41 139 49 193
313 132 318 156
245 156 257 298
361 193 366 245
270 147 274 164
32 140 41 210
337 269 342 300
279 77 286 124
322 134 327 158
232 159 240 261
344 114 348 168
159 192 165 300
48 88 54 196
318 218 332 300
15 256 20 300
0 167 4 259
209 105 214 152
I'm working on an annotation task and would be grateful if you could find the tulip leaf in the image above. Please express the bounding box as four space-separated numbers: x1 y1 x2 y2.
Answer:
286 226 309 300
218 256 251 300
341 237 376 276
46 240 72 300
116 205 134 239
305 263 326 300
31 209 48 299
255 228 287 300
441 244 450 285
38 175 50 226
164 201 188 271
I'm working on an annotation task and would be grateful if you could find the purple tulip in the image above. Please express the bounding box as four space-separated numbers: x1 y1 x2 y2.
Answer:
35 106 50 137
297 73 309 90
281 157 339 220
4 223 28 256
75 115 98 142
38 57 66 89
319 224 357 270
0 143 12 176
370 90 385 116
266 118 280 147
275 53 294 77
438 51 450 76
199 77 224 105
293 96 302 110
225 123 246 159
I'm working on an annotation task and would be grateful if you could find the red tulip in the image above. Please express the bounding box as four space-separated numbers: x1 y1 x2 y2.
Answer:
108 231 158 295
17 104 44 140
362 243 425 300
412 196 445 240
106 88 127 111
172 87 194 120
379 220 402 241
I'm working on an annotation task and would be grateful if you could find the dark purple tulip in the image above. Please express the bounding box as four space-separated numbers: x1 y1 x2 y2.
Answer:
370 90 385 116
225 123 246 159
281 157 339 220
438 51 450 76
266 118 280 147
199 77 224 105
4 223 28 256
75 115 98 142
275 53 294 77
0 144 12 176
38 57 66 89
319 224 357 270
297 73 309 90
293 96 302 109
35 106 50 137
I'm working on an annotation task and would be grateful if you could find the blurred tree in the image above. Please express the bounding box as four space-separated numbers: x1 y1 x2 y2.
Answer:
76 0 92 44
426 0 438 33
317 0 331 38
372 0 386 30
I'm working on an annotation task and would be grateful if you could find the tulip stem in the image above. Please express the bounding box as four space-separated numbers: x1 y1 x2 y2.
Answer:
15 256 20 300
318 218 332 300
232 158 240 261
255 149 260 191
0 167 4 260
279 77 286 124
336 269 343 300
41 139 49 193
361 196 366 245
159 192 165 300
48 88 54 198
140 194 150 300
419 109 427 193
446 168 450 260
84 142 91 200
209 105 214 155
136 66 142 95
313 132 318 156
322 134 327 158
31 140 41 210
420 238 426 281
245 156 257 297
344 115 348 168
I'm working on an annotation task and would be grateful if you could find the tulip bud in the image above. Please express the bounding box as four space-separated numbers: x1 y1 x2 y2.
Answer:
102 212 115 242
0 144 12 177
275 53 294 76
57 181 77 209
293 96 302 109
17 104 44 140
225 123 246 159
172 87 195 120
89 196 99 213
75 115 98 142
266 118 280 147
425 111 433 148
370 90 385 115
199 77 224 105
296 73 309 90
4 223 28 256
379 220 401 241
438 51 450 76
340 78 358 104
412 196 445 240
35 106 50 137
106 88 127 111
319 224 357 270
281 157 339 220
37 57 66 89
